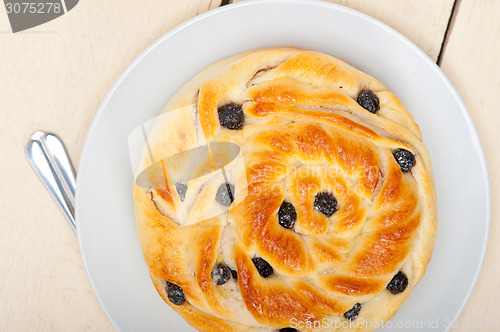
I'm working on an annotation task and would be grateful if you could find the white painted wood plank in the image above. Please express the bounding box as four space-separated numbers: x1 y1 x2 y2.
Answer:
440 1 500 330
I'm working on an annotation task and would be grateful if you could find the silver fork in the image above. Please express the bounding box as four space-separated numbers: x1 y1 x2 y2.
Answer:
26 131 77 232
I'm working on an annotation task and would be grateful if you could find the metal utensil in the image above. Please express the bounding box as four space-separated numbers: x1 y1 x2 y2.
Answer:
26 131 77 232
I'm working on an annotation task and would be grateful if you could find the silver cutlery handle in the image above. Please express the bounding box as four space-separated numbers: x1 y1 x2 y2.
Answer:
26 131 77 232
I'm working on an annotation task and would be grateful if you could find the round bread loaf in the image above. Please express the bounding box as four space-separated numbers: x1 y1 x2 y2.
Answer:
133 48 437 331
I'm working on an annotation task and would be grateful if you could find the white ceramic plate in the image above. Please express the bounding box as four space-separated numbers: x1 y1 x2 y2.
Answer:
76 1 490 331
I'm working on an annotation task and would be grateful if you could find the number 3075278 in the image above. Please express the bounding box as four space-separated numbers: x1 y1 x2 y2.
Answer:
5 2 62 14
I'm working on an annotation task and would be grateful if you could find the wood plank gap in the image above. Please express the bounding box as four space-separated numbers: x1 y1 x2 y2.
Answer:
220 0 233 6
437 0 462 66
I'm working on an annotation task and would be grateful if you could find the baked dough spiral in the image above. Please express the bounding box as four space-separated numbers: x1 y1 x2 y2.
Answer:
133 48 437 331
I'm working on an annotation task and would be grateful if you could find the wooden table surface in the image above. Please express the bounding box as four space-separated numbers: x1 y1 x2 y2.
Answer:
1 0 498 331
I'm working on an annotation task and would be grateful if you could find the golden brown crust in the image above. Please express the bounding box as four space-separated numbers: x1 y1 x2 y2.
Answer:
133 48 437 331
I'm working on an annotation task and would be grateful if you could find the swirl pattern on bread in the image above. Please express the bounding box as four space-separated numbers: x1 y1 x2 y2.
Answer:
133 48 437 331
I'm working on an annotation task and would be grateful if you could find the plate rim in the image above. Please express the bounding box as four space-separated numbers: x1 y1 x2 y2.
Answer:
75 0 491 331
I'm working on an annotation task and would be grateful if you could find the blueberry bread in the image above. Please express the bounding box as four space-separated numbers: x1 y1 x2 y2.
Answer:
132 48 437 331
